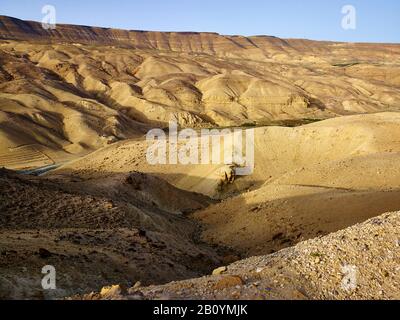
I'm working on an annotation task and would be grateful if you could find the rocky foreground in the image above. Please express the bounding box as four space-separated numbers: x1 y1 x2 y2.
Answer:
0 169 226 299
73 211 400 300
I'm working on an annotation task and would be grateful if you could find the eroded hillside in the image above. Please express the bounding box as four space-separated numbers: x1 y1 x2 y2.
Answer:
1 16 400 300
1 16 400 169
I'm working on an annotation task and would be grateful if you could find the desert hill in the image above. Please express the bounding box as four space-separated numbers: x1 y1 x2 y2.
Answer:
1 16 400 170
51 112 400 193
48 113 400 258
1 16 400 300
2 15 399 55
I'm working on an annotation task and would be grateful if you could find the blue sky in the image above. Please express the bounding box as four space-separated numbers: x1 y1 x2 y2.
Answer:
0 0 399 43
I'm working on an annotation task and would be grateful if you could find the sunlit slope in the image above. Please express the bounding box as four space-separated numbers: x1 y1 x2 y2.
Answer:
1 16 400 170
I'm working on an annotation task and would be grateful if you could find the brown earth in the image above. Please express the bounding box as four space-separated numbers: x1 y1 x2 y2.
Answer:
79 211 400 300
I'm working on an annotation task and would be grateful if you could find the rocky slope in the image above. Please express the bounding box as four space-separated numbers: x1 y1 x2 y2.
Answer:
2 15 399 56
74 211 400 300
0 169 226 299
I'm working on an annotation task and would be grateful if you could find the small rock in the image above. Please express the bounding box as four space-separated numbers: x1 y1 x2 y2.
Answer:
100 285 127 299
212 266 227 275
133 281 142 289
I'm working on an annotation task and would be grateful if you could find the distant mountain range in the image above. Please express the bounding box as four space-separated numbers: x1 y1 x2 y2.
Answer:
1 15 398 53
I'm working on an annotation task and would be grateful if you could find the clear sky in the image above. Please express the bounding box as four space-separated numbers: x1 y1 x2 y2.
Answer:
0 0 399 43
